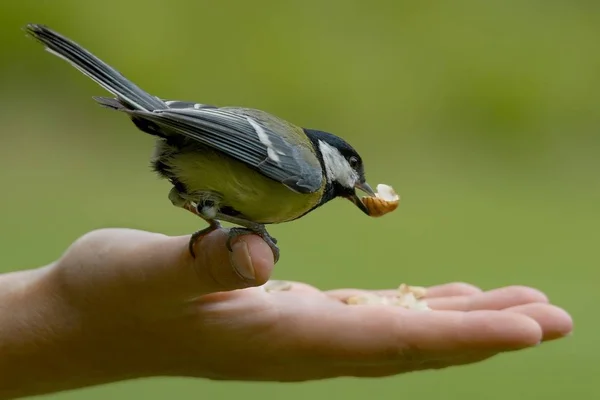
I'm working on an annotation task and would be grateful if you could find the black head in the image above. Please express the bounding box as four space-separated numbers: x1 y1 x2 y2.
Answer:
304 128 375 214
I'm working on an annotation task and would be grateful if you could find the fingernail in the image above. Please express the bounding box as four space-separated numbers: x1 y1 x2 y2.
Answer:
230 239 256 281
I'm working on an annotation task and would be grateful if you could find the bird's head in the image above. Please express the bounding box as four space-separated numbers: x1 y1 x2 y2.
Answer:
305 129 375 214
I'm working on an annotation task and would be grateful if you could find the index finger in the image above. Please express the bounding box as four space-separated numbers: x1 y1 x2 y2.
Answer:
284 306 543 365
326 282 482 303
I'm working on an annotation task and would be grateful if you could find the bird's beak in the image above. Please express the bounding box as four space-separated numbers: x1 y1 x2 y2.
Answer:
348 181 376 215
355 181 376 197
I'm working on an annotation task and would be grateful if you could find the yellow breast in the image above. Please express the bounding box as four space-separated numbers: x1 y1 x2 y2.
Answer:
166 148 325 224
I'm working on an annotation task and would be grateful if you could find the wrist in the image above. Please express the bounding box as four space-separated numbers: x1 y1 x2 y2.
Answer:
0 264 152 399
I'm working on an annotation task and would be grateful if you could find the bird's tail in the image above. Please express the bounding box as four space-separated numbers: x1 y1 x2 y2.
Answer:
24 24 166 112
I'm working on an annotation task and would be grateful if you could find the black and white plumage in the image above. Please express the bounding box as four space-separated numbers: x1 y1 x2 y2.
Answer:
25 24 375 263
132 106 325 194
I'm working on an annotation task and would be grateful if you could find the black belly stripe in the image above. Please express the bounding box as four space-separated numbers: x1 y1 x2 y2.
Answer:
219 205 242 217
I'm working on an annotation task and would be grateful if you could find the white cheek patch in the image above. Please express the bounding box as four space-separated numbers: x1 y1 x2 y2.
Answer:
246 117 285 165
318 140 358 188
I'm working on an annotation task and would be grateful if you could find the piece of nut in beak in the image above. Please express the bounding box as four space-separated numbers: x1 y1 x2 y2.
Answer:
361 183 400 217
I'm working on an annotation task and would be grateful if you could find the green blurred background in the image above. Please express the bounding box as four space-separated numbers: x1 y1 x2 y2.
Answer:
1 0 597 398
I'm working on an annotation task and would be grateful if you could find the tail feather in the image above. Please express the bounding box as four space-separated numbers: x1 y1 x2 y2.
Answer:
93 96 127 110
25 24 166 112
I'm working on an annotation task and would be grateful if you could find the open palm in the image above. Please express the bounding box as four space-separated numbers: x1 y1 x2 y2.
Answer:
51 229 572 383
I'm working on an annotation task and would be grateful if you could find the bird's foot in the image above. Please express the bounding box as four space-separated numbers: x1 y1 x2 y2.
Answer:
226 227 280 264
188 220 222 258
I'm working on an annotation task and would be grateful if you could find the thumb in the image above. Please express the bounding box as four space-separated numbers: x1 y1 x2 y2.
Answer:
185 228 275 295
59 228 275 304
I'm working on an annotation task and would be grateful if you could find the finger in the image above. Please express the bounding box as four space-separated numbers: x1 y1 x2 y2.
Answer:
369 282 483 299
68 228 275 300
182 229 275 295
325 282 482 303
287 307 542 365
336 351 499 378
132 229 275 296
426 286 549 311
424 282 483 298
504 303 573 341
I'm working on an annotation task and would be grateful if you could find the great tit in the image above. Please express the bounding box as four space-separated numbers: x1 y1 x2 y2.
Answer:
25 24 377 263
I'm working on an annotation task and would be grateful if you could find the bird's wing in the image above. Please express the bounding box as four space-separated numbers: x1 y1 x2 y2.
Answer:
131 105 324 194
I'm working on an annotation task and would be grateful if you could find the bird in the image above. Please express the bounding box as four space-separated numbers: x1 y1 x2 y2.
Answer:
24 23 377 263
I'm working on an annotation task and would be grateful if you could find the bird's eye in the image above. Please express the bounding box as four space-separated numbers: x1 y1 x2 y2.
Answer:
348 156 359 169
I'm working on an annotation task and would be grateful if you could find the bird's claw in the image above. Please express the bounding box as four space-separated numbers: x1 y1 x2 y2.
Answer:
188 220 222 258
226 227 280 264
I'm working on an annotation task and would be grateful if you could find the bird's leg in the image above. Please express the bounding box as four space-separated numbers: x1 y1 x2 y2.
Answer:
214 213 280 264
187 218 222 258
168 188 279 262
169 187 222 258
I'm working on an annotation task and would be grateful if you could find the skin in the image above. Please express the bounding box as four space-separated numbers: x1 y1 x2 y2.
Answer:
0 229 573 399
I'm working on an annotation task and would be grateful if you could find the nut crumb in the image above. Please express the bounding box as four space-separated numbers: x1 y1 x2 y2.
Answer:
346 284 430 310
262 280 293 292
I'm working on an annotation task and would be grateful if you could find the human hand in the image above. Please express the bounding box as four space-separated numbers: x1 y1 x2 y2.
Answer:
0 228 573 398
